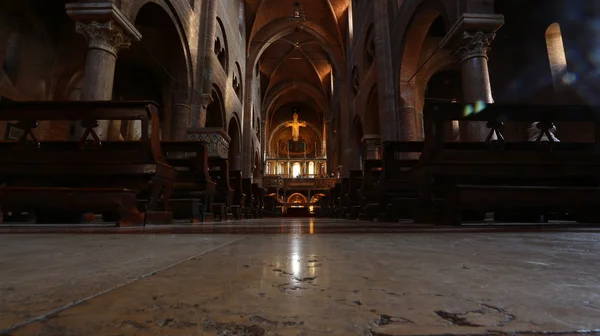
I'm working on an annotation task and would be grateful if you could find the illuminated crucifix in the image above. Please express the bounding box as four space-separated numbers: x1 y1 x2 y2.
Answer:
285 112 306 142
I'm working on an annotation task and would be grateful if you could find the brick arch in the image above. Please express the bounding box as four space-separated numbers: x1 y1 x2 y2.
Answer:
262 80 330 121
124 0 193 99
246 18 344 79
227 115 242 170
215 16 229 74
206 84 226 128
396 0 455 141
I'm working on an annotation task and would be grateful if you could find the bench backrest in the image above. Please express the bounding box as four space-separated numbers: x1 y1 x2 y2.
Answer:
208 158 232 191
422 99 600 165
0 100 166 167
348 170 363 194
362 159 382 188
229 170 244 193
163 141 212 184
381 141 424 181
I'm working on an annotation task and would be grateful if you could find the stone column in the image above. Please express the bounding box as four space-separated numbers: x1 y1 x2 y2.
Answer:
196 94 213 128
322 120 328 157
373 0 399 142
441 14 504 142
362 135 381 160
171 89 192 140
192 0 218 127
67 2 142 140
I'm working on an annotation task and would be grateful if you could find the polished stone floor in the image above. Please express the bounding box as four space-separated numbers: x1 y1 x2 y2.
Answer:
1 219 600 336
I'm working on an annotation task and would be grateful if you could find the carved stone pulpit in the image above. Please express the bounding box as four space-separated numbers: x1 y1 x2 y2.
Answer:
187 127 230 158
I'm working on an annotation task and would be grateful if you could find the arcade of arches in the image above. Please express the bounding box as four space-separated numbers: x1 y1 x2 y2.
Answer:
4 1 600 335
0 0 588 187
1 0 594 215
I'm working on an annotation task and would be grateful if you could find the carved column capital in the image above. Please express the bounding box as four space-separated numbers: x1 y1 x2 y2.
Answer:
453 31 496 62
76 20 132 55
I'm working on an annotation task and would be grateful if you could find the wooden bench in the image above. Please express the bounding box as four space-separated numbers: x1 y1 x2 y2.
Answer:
0 99 175 226
343 171 362 219
229 171 246 220
251 183 266 218
358 159 382 220
160 141 216 223
242 178 255 218
418 99 600 225
208 157 234 221
376 141 424 222
332 179 344 218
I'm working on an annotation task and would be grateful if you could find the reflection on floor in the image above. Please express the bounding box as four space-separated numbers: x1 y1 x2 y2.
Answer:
2 218 599 234
1 219 600 336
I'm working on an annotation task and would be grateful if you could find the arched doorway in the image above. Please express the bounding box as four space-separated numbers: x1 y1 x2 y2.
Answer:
227 117 241 171
112 2 190 140
206 85 225 128
292 162 301 178
287 193 307 204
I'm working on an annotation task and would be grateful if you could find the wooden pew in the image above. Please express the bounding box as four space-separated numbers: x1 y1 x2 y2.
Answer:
314 192 331 217
242 178 255 218
329 182 342 218
336 179 349 218
251 183 265 218
228 170 245 220
358 159 382 220
418 99 600 225
263 192 278 216
208 158 234 221
0 99 175 225
344 171 363 219
160 141 216 223
377 141 425 222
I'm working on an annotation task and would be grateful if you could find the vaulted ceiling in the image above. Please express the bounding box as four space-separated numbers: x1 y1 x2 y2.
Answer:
244 0 349 136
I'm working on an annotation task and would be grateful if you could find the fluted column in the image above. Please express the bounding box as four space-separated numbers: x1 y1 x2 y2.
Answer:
441 14 504 142
67 2 141 140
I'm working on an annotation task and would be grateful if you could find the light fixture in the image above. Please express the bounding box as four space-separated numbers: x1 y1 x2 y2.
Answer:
289 2 306 22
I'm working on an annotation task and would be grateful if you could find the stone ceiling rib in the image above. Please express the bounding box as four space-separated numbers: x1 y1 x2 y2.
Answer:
323 0 344 49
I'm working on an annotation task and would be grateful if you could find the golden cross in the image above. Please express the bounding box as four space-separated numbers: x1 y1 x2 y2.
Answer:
284 112 306 142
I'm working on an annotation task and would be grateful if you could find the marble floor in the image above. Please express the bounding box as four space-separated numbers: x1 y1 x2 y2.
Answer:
1 219 600 336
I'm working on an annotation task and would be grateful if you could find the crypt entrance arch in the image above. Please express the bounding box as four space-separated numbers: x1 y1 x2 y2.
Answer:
287 193 308 204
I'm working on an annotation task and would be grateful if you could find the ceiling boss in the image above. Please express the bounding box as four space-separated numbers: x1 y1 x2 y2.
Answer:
285 111 307 142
